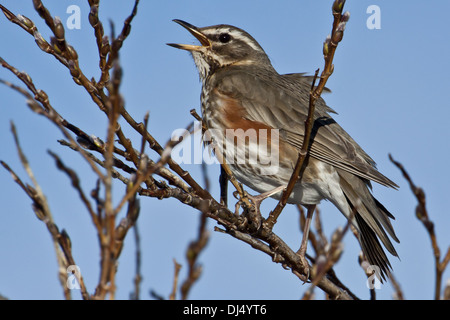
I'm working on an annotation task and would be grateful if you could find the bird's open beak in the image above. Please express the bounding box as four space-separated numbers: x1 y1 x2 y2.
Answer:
167 19 211 51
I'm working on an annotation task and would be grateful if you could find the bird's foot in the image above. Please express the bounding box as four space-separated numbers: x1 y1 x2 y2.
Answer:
296 249 310 282
241 186 286 232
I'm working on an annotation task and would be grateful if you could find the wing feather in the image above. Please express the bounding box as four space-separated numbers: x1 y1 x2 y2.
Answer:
213 66 398 188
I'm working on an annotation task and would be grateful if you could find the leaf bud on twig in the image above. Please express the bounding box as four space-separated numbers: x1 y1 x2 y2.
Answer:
341 11 351 23
332 0 346 15
89 6 99 27
53 16 65 41
36 89 48 103
331 226 343 244
61 229 72 250
50 37 62 54
323 35 331 57
101 36 110 57
331 243 343 262
33 31 51 53
331 22 346 44
68 60 80 78
19 71 33 85
17 14 35 30
66 45 78 61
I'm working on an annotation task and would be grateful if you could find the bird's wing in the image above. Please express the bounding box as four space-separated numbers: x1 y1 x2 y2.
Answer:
214 67 398 188
281 73 333 94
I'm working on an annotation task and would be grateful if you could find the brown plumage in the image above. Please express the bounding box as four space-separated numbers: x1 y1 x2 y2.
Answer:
169 20 399 280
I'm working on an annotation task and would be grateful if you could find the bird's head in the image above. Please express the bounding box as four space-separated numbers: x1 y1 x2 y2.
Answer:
168 20 272 79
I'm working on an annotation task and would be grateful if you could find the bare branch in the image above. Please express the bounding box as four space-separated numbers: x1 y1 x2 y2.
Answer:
1 123 90 300
390 154 450 299
169 259 182 300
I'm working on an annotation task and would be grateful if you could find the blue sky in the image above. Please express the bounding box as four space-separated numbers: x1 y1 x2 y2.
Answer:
1 0 449 300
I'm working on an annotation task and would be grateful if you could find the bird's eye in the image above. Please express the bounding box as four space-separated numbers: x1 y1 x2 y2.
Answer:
218 33 231 43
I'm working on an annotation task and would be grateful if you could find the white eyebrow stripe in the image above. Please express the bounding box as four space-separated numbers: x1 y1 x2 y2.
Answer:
202 27 263 53
228 29 263 52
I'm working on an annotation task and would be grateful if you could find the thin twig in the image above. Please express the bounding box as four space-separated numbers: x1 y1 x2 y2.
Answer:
169 259 182 300
0 59 105 180
310 209 354 288
389 154 450 300
130 222 143 300
2 123 91 299
388 272 405 300
266 0 349 229
97 0 140 89
180 161 211 300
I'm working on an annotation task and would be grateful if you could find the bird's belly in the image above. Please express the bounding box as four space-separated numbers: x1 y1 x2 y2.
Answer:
231 164 326 205
204 121 330 205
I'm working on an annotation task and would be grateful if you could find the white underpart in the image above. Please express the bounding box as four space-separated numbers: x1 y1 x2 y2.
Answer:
234 156 357 226
191 50 210 82
301 161 357 227
309 162 346 206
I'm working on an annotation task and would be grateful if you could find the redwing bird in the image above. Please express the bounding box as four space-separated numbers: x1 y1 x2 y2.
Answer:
168 19 399 280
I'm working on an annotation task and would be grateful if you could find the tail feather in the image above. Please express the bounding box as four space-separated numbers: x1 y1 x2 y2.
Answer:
337 169 399 281
355 209 392 281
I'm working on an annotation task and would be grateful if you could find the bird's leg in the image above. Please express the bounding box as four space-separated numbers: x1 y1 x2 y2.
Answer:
296 204 316 277
246 185 286 210
219 165 228 206
241 185 286 232
216 156 252 208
